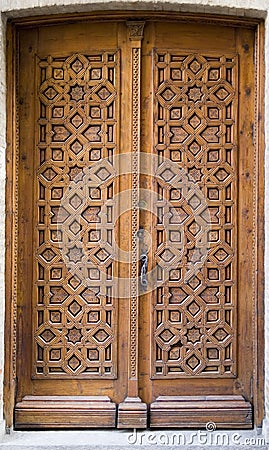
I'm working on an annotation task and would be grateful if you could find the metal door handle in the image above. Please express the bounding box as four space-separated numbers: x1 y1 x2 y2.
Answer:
140 253 148 287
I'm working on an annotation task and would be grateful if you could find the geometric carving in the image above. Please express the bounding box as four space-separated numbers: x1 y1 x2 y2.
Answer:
95 167 111 182
160 87 176 102
186 327 201 344
81 288 100 304
71 58 83 73
188 58 201 74
188 194 201 209
188 141 200 155
187 86 203 102
94 248 110 263
70 113 83 129
69 220 82 235
160 168 176 182
96 86 112 101
200 287 219 304
52 125 71 142
93 329 109 343
68 276 81 290
90 106 101 118
67 327 83 344
50 311 61 323
50 287 69 304
52 149 64 161
83 126 101 142
82 206 101 223
89 149 102 161
213 328 228 342
188 167 203 182
169 287 188 304
208 68 220 81
88 230 101 242
43 86 58 100
159 329 174 343
188 276 201 290
41 249 57 262
159 248 175 263
70 140 83 155
170 127 188 143
214 248 229 261
88 311 100 323
153 51 237 377
169 207 188 224
70 85 85 101
68 301 82 316
34 51 119 378
66 246 84 263
187 301 200 316
215 168 230 182
69 194 82 210
189 113 202 128
89 188 101 200
42 167 57 181
40 329 56 343
186 355 200 370
201 126 220 143
187 221 201 236
68 356 81 371
88 349 99 360
215 86 230 101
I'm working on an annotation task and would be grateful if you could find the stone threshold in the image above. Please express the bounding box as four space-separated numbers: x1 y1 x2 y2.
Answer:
0 428 267 449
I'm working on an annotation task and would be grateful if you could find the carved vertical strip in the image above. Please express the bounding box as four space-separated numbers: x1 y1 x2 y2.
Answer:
130 46 140 380
13 44 19 382
117 22 147 429
4 22 18 428
127 21 145 382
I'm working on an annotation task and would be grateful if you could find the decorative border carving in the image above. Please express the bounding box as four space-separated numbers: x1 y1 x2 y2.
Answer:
12 42 19 382
127 22 145 41
130 45 140 379
127 22 144 380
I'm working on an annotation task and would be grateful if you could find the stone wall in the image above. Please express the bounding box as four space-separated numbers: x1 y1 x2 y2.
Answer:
0 0 268 440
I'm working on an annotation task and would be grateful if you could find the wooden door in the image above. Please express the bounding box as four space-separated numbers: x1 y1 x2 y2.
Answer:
138 22 255 429
13 18 258 429
15 20 133 428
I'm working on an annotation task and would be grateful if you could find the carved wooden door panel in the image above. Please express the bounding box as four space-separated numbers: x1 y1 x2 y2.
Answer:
14 19 257 429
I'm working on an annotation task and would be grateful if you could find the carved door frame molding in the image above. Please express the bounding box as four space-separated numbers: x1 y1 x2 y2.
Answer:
4 11 265 428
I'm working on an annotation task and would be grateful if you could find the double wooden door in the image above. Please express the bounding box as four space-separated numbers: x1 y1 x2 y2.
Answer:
14 18 257 428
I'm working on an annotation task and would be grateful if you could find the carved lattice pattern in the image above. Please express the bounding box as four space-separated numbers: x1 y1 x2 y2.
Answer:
153 52 237 377
34 52 119 377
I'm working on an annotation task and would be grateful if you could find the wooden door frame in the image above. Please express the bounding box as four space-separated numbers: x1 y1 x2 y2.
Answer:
4 11 265 429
